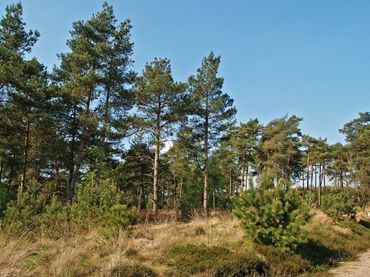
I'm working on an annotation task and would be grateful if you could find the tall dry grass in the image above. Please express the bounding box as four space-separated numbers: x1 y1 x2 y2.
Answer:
0 213 243 276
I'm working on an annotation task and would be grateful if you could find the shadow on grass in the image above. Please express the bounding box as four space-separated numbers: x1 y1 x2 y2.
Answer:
297 239 346 267
359 219 370 229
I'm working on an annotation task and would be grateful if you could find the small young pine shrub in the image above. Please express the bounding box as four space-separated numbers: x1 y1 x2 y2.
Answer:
303 190 318 208
1 181 47 233
1 176 136 236
0 186 15 218
234 175 310 252
321 188 356 220
70 176 136 232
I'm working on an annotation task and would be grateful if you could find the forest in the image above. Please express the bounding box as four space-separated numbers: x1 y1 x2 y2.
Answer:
0 2 370 277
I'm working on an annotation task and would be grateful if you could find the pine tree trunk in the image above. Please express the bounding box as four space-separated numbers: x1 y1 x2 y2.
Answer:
229 167 232 195
179 177 183 202
20 119 31 194
69 90 92 201
318 164 322 207
245 166 249 190
306 153 310 190
152 113 160 216
68 108 77 187
0 157 3 184
203 110 209 216
137 186 143 212
97 85 111 181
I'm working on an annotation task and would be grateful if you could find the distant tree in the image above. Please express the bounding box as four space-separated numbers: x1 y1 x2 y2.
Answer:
258 115 303 186
340 112 370 210
229 119 262 192
188 53 237 214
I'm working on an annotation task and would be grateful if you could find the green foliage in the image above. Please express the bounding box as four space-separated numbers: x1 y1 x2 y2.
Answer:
257 245 310 277
234 175 310 252
1 177 136 236
70 176 136 231
0 186 15 217
111 263 158 277
302 190 318 208
166 243 268 276
322 188 356 219
2 181 46 232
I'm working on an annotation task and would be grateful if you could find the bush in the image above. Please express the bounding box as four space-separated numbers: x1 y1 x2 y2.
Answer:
214 255 269 277
111 263 158 277
322 188 356 220
0 186 15 218
234 175 310 252
1 176 137 236
70 176 137 232
166 243 268 276
302 190 318 208
257 245 310 276
1 181 46 233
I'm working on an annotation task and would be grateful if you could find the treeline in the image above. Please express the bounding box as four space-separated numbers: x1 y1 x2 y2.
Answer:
0 2 369 222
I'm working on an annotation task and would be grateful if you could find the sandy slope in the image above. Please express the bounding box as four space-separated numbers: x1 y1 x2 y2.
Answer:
329 250 370 277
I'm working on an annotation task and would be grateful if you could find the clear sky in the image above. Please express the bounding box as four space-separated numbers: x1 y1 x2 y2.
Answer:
1 0 369 143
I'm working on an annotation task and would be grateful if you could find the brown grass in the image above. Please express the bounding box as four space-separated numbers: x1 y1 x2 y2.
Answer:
0 213 243 276
1 211 369 276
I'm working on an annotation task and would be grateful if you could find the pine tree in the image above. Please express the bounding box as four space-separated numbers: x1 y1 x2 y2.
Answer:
189 52 236 214
259 115 303 186
56 2 134 200
133 58 185 215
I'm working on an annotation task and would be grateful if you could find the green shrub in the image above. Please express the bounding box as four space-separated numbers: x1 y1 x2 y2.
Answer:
166 243 268 276
234 175 310 252
257 245 310 276
0 186 15 217
303 190 318 208
214 255 269 277
110 263 157 277
39 197 69 237
1 176 137 236
2 181 46 232
70 176 137 231
322 188 356 220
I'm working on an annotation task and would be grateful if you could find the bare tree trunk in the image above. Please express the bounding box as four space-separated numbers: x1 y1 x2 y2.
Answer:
69 90 92 201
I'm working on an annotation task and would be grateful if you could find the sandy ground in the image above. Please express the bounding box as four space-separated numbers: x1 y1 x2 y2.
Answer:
329 250 370 277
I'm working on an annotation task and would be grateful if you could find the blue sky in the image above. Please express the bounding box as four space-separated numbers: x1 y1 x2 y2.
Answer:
1 0 369 143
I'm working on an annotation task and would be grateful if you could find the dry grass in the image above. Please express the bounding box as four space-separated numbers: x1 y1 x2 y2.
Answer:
1 211 369 276
0 213 244 276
